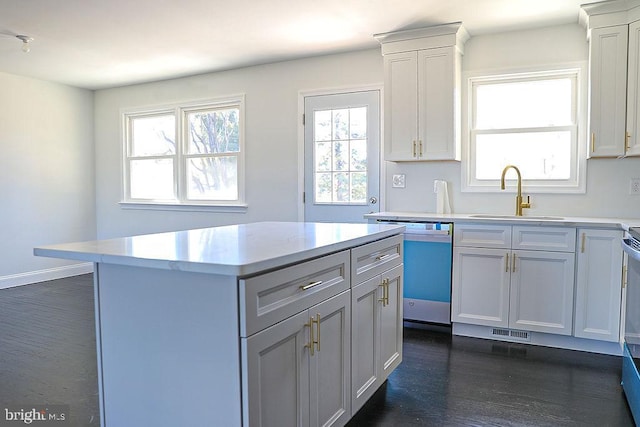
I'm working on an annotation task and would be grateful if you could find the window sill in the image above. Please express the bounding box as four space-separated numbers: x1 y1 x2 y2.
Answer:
119 201 248 213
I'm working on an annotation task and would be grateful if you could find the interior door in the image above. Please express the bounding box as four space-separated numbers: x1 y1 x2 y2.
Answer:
304 91 380 223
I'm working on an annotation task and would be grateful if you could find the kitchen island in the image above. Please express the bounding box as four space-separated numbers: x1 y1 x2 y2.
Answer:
34 222 405 427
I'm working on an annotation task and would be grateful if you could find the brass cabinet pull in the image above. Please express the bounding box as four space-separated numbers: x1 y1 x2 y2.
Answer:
306 314 320 355
505 253 510 272
305 317 315 356
419 140 423 157
591 132 595 153
412 140 417 157
300 280 323 291
581 233 586 253
385 278 390 306
378 278 390 306
315 314 321 352
512 253 517 273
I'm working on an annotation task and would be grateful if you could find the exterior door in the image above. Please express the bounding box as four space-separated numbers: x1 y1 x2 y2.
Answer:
304 91 380 223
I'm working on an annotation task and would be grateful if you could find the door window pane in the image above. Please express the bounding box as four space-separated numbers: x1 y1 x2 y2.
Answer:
315 173 332 203
313 107 368 204
314 110 332 142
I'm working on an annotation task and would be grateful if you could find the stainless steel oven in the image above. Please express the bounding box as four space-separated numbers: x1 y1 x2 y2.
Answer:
622 227 640 424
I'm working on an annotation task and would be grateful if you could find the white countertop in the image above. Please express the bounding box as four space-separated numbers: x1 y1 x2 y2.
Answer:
365 211 640 230
34 221 405 277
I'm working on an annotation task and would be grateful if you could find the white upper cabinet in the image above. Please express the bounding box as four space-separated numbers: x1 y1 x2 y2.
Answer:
589 25 629 157
626 20 640 156
583 0 640 157
383 51 419 160
376 23 468 162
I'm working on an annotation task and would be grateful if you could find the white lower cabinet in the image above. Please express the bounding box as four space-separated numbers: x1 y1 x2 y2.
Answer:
452 224 576 335
351 263 403 414
509 250 575 335
242 290 351 427
574 228 624 342
451 246 510 327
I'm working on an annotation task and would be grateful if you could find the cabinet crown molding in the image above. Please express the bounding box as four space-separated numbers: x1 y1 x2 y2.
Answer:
374 22 469 56
580 0 640 30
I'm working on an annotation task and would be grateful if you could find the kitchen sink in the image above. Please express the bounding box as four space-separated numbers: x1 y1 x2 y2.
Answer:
469 214 565 220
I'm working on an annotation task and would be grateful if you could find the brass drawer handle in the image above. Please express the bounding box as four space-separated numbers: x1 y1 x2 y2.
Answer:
299 280 323 291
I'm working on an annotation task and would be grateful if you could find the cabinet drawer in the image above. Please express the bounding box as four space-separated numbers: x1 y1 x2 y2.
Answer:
351 235 403 285
512 226 576 252
240 250 350 337
454 224 511 249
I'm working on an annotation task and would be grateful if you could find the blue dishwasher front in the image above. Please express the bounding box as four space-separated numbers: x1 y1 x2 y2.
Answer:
401 222 453 324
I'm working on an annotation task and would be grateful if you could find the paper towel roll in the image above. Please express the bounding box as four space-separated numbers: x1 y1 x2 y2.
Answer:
434 180 451 214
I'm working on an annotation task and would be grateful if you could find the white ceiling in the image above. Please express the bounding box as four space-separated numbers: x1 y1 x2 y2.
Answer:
0 0 600 90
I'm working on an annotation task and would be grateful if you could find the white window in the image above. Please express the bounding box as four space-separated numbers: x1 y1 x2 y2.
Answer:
463 67 586 193
122 96 245 210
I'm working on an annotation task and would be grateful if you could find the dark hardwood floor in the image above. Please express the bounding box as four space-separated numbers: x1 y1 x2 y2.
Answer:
350 324 635 427
0 274 99 426
0 274 634 426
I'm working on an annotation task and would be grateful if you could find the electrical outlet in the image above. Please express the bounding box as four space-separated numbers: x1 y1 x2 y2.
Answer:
392 174 405 188
631 178 640 195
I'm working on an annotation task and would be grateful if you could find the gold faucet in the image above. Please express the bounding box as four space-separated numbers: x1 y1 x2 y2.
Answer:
500 165 531 216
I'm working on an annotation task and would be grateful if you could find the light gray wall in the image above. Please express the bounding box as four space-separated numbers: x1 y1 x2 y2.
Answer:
0 71 95 278
94 49 384 239
94 23 640 242
386 24 640 218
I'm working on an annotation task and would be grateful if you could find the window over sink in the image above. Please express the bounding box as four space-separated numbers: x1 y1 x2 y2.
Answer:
462 65 587 193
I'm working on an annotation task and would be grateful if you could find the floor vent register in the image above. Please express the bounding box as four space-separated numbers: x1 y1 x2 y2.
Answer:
491 328 531 342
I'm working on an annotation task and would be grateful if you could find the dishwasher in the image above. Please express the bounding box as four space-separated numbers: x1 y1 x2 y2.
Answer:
375 220 453 325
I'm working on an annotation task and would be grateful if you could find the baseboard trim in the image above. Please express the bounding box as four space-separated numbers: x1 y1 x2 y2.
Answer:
0 263 94 289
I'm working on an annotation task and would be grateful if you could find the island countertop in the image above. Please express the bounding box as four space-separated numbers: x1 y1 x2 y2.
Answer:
34 221 405 277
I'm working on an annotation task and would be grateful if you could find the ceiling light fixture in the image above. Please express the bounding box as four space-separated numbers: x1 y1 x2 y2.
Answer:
16 35 33 53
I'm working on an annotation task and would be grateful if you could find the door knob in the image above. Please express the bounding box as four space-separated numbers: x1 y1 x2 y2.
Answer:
369 197 378 205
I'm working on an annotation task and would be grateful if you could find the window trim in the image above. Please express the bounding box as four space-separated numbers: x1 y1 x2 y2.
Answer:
120 95 246 211
461 63 587 194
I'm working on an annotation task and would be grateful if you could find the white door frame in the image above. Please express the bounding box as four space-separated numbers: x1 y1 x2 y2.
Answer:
297 84 386 222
